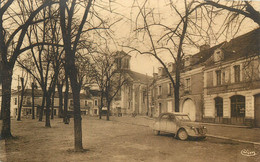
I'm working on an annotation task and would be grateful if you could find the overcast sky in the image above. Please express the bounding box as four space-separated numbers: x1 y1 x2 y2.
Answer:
106 0 260 76
11 0 260 89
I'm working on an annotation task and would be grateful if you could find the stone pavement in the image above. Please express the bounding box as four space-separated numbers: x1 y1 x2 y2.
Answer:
111 115 260 145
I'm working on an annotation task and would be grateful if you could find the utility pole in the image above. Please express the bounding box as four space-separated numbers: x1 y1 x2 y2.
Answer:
17 75 20 119
146 74 149 116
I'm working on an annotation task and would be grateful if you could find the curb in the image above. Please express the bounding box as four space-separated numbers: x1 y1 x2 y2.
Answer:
113 118 260 145
206 134 260 145
198 122 250 128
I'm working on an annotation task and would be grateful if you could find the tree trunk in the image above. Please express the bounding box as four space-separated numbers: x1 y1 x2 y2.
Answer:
0 103 3 120
1 67 13 138
99 94 103 119
17 77 25 121
51 90 55 119
63 74 69 123
57 83 63 118
71 80 83 151
45 92 51 127
174 67 180 112
32 83 35 119
106 102 110 121
39 93 46 121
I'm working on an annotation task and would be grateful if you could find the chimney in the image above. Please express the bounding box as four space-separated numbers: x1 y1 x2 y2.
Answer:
184 55 191 67
85 86 90 95
168 62 175 73
158 67 165 77
199 44 210 52
153 73 158 79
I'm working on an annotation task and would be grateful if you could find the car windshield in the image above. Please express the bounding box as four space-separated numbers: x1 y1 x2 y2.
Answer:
175 115 191 121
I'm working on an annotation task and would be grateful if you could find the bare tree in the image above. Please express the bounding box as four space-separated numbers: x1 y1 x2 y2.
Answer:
126 0 205 112
0 0 57 138
92 51 127 120
59 0 93 151
18 4 63 127
17 74 28 121
204 0 260 26
191 0 260 42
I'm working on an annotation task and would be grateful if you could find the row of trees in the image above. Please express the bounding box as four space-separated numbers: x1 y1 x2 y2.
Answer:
0 0 114 151
0 0 259 152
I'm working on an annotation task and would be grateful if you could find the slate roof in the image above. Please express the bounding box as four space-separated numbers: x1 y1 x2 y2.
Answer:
89 89 100 97
169 28 259 71
12 88 91 99
205 27 260 67
123 69 152 84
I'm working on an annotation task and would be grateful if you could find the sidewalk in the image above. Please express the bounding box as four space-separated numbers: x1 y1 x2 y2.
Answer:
112 115 260 145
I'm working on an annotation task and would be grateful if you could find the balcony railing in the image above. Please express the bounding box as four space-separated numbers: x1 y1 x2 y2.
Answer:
206 80 260 95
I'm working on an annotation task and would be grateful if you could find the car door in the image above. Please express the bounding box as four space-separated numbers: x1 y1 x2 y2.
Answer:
166 114 177 134
159 114 168 131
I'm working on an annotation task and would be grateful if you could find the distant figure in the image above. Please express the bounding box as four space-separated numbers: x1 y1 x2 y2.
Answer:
65 115 70 124
132 112 137 117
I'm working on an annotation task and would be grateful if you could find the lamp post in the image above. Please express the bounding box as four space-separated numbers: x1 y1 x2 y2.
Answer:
31 82 37 119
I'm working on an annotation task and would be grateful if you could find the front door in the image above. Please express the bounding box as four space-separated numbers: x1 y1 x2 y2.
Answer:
182 99 196 121
231 95 245 125
255 94 260 127
215 97 223 123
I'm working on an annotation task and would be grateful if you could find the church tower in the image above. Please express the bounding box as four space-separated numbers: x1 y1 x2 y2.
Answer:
115 51 131 70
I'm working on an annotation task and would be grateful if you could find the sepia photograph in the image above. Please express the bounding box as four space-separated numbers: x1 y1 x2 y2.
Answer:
0 0 259 161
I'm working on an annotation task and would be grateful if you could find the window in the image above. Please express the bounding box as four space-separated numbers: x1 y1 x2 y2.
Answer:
142 91 146 103
167 83 172 96
70 100 73 106
15 98 17 105
231 95 245 117
223 72 226 83
116 58 121 69
234 65 240 82
216 70 221 85
185 78 191 91
128 102 131 109
158 103 162 114
85 101 88 106
88 101 93 107
215 97 223 117
27 97 31 105
94 99 98 106
158 85 162 96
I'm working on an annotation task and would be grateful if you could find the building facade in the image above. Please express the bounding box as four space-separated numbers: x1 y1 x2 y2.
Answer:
111 51 152 115
203 28 260 126
151 28 260 126
9 88 100 118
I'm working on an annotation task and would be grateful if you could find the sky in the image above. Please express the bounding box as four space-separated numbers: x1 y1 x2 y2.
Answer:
9 0 260 89
106 0 260 76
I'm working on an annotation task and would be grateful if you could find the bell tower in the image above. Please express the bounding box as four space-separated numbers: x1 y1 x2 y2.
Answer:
115 51 131 70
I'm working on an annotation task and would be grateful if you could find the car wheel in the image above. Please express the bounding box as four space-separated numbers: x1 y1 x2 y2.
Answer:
178 129 188 141
153 130 160 135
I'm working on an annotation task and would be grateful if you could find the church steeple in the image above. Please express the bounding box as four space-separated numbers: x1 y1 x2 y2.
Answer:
115 51 131 70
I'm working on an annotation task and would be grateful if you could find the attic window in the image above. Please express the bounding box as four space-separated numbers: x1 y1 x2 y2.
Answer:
214 49 224 62
184 56 191 67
